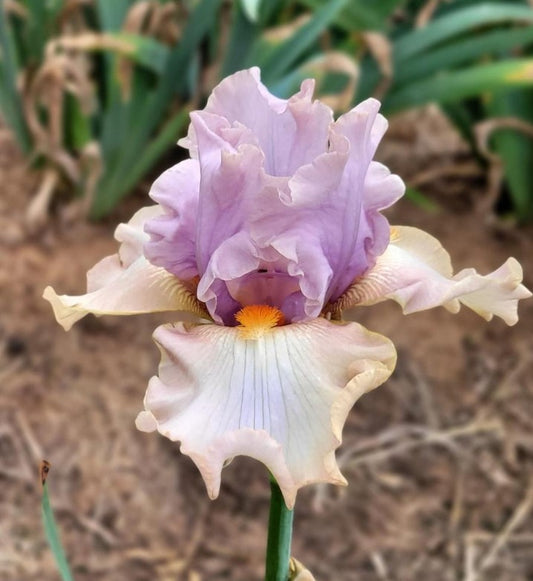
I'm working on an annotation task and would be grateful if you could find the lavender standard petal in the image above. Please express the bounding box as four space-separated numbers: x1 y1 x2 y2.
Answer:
144 69 404 323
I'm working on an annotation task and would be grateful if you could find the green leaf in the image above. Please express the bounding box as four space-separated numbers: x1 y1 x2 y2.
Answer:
169 0 223 97
297 0 406 31
440 102 479 153
42 478 75 581
384 58 533 112
64 94 92 151
0 1 32 152
395 3 533 63
395 25 533 86
405 187 441 213
241 0 261 23
110 33 170 74
258 0 285 25
96 0 133 31
259 0 348 84
221 1 259 77
91 109 189 218
486 89 533 221
95 0 221 214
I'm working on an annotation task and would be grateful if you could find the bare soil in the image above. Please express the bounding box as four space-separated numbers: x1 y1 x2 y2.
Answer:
1 108 533 581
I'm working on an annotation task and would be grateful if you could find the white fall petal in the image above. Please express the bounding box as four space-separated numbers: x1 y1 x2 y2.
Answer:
43 206 208 330
136 318 396 508
335 226 531 325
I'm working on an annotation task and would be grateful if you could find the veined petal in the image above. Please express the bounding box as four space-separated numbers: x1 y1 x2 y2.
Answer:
333 226 531 325
44 206 208 331
137 318 396 508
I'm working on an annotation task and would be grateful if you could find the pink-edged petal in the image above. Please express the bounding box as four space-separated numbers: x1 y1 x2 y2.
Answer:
44 206 208 331
144 159 201 280
137 318 396 508
334 226 531 325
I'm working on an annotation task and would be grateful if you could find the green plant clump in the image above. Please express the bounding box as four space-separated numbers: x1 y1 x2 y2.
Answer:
2 0 533 220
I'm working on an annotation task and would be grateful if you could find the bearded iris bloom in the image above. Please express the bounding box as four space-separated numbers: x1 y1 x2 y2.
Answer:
44 68 531 509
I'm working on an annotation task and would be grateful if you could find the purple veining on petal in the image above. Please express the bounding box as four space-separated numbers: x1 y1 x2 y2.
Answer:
143 68 405 325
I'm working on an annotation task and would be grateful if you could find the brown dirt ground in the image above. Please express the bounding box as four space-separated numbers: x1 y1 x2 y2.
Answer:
1 108 533 581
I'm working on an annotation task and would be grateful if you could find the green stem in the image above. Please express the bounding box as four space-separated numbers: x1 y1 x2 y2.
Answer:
265 476 294 581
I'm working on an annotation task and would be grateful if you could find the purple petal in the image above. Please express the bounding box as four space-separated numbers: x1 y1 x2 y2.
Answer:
145 71 404 324
144 159 200 281
184 68 333 177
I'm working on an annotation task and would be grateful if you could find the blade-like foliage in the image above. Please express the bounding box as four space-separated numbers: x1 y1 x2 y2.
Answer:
259 0 348 84
394 3 533 62
386 59 533 111
41 464 75 581
2 0 533 220
486 89 533 221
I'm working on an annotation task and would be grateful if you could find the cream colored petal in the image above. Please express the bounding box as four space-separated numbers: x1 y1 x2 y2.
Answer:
44 258 207 331
335 226 531 325
290 558 316 581
44 204 208 331
139 319 396 508
114 204 163 268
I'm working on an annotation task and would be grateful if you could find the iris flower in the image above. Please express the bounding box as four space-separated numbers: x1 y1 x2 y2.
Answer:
44 68 530 509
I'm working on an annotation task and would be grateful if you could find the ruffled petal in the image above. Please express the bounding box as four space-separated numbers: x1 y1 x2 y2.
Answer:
192 117 266 274
137 318 396 508
149 73 404 325
144 159 201 280
333 226 531 325
247 100 404 313
324 100 405 301
182 67 334 176
44 206 208 331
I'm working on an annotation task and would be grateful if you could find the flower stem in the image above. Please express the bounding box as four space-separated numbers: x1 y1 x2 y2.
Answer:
265 475 294 581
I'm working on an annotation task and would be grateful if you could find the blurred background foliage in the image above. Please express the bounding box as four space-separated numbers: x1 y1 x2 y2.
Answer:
1 0 533 221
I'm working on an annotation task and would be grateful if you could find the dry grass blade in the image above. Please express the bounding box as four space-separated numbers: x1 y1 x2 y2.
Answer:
474 117 533 216
48 32 142 59
415 0 448 28
23 49 93 176
478 482 533 570
463 482 533 580
339 419 503 470
409 160 483 188
117 1 178 97
264 14 312 42
4 0 28 18
303 52 359 112
147 2 180 43
475 117 533 162
25 168 59 232
370 551 391 580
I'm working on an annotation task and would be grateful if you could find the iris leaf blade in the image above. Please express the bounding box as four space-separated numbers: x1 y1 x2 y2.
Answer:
384 58 533 113
394 3 533 63
42 478 75 581
486 89 533 221
259 0 348 84
395 26 533 86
